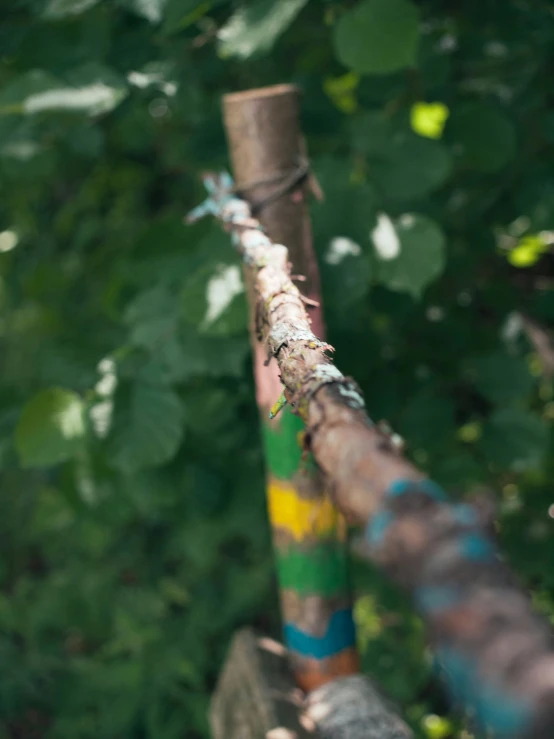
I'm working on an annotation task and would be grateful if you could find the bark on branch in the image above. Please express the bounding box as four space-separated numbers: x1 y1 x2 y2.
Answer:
187 174 554 739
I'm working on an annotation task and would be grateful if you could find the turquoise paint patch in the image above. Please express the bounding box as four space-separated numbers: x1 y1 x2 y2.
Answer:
459 533 494 560
437 647 531 736
386 479 413 497
436 646 474 705
453 503 478 526
416 586 462 613
284 608 356 659
420 479 448 500
366 510 394 547
475 681 531 736
386 478 447 501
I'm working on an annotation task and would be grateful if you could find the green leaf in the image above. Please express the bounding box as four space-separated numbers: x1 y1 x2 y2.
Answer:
0 70 60 114
352 113 452 199
124 284 179 348
373 214 446 298
374 135 451 200
172 335 249 379
180 263 247 337
333 0 420 76
218 0 309 59
311 157 379 247
410 102 449 140
515 169 554 232
43 0 102 18
163 0 229 32
118 0 168 23
434 451 484 489
446 103 517 173
15 388 86 468
137 334 249 383
108 381 185 473
321 238 372 313
507 235 549 268
481 408 549 472
464 353 534 405
398 387 455 450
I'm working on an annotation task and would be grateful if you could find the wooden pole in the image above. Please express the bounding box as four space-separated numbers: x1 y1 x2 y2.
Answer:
223 84 322 316
222 85 359 691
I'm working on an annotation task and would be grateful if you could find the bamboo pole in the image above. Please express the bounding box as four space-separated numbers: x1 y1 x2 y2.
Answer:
222 85 359 692
188 173 554 739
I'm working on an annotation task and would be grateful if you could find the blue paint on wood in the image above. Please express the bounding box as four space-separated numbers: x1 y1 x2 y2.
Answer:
366 510 394 548
436 647 531 736
386 478 447 501
416 586 463 613
475 681 531 736
459 533 494 560
284 608 356 659
452 503 479 526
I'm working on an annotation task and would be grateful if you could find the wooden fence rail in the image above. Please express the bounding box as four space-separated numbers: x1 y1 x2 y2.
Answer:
188 150 554 738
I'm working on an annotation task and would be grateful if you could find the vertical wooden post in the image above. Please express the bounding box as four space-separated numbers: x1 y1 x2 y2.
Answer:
223 85 359 691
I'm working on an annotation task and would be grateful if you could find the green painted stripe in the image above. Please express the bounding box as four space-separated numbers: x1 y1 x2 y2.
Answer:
262 407 317 481
276 544 351 598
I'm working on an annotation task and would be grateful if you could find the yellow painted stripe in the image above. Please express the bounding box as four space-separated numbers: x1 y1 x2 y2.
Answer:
267 479 340 541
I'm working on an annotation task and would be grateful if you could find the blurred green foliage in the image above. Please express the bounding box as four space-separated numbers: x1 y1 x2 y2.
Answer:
2 1 554 737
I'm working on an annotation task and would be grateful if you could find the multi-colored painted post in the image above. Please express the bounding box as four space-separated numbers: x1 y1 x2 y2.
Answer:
223 85 359 691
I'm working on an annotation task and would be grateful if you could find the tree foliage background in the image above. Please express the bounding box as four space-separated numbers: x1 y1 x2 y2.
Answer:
2 0 554 737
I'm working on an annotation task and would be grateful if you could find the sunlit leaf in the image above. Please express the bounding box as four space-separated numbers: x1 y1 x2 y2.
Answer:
324 72 359 114
422 714 452 739
15 388 86 468
507 235 549 268
0 65 127 118
410 102 450 139
43 0 102 18
218 0 309 59
118 0 168 23
374 214 446 297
